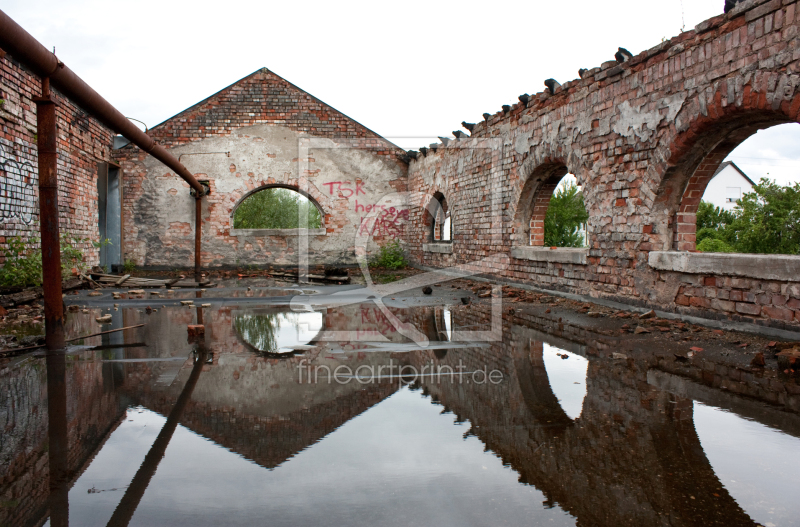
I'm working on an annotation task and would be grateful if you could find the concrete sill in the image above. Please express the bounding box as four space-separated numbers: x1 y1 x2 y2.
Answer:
649 251 800 282
423 243 453 254
511 246 588 265
230 228 327 237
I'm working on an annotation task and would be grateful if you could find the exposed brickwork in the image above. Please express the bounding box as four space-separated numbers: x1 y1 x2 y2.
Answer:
114 69 408 269
407 0 800 330
0 53 115 265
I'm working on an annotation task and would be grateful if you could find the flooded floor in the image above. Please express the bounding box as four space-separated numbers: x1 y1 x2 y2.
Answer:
2 280 800 526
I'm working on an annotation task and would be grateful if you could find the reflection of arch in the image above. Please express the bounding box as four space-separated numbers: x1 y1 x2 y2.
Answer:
230 184 326 226
514 340 575 434
513 160 587 247
648 398 756 527
233 308 325 358
424 192 451 242
655 109 798 251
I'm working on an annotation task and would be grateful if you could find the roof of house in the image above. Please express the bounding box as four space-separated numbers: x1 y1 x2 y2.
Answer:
712 161 756 186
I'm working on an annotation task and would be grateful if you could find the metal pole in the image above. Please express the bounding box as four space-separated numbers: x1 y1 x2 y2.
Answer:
34 77 65 351
46 350 70 527
195 197 202 283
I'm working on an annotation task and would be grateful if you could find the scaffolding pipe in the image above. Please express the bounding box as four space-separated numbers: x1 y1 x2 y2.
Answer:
0 8 207 196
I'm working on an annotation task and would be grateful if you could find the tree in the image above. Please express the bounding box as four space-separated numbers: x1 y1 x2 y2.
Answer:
233 188 323 229
695 179 800 255
544 182 589 247
727 179 800 255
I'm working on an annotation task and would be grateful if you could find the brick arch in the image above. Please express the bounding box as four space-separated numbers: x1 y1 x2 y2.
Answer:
513 158 588 247
655 100 800 251
230 182 327 224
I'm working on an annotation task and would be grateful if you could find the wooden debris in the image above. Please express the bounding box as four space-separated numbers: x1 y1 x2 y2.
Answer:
85 273 215 289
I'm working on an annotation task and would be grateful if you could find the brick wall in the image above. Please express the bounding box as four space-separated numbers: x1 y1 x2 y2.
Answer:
114 68 408 269
406 0 800 330
0 52 115 267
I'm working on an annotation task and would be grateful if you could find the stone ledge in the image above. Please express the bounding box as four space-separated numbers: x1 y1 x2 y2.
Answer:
510 246 588 265
649 251 800 282
422 243 453 254
230 228 327 237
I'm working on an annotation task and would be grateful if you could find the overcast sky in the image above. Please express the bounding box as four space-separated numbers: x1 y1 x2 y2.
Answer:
3 0 799 185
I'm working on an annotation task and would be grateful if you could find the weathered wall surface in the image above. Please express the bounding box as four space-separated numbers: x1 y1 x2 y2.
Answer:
0 52 115 266
115 68 408 269
407 0 800 331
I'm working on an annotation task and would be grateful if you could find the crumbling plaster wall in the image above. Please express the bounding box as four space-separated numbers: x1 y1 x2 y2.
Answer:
119 124 406 267
407 0 800 330
116 68 408 269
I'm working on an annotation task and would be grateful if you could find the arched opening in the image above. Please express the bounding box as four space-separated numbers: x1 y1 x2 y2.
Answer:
425 192 451 242
516 162 588 248
232 185 324 230
693 123 800 254
661 117 800 253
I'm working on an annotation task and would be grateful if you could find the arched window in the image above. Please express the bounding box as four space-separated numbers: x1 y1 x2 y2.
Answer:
233 186 324 230
672 122 800 254
521 164 588 248
427 193 451 242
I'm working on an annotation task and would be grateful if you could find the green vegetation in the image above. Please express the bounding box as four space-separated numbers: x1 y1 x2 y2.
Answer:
0 233 108 287
370 240 408 270
234 313 280 353
696 179 800 254
544 182 589 247
123 259 137 274
233 188 323 229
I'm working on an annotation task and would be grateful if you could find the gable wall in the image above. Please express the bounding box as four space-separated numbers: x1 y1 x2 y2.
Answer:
114 69 408 269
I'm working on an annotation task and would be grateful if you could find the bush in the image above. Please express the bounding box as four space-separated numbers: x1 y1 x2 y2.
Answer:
0 236 43 287
370 240 407 270
123 259 137 274
0 233 106 287
697 237 735 253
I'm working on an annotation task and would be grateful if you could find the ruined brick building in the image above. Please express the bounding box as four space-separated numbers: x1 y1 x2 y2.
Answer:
1 0 800 330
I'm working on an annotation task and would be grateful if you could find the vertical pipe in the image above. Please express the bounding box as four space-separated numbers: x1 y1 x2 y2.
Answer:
194 197 201 284
34 78 65 351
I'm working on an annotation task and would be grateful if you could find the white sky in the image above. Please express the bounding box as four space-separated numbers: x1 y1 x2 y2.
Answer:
3 0 798 185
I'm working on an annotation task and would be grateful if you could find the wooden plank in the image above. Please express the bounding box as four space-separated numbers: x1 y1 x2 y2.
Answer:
115 274 131 285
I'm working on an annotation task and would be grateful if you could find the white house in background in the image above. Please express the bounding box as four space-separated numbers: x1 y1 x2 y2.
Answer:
701 161 755 210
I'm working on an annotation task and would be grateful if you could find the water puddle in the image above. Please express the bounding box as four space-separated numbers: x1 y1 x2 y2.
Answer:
3 297 799 526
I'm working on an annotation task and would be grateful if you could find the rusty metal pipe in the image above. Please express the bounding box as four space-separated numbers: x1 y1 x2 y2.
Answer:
34 77 65 351
195 198 202 283
0 8 206 196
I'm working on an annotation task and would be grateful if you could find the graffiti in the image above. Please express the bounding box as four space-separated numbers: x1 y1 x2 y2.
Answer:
322 180 365 198
359 207 408 238
0 143 37 224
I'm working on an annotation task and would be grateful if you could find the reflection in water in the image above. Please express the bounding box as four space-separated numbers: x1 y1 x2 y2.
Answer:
4 302 800 527
541 344 588 420
234 311 323 355
694 402 800 527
